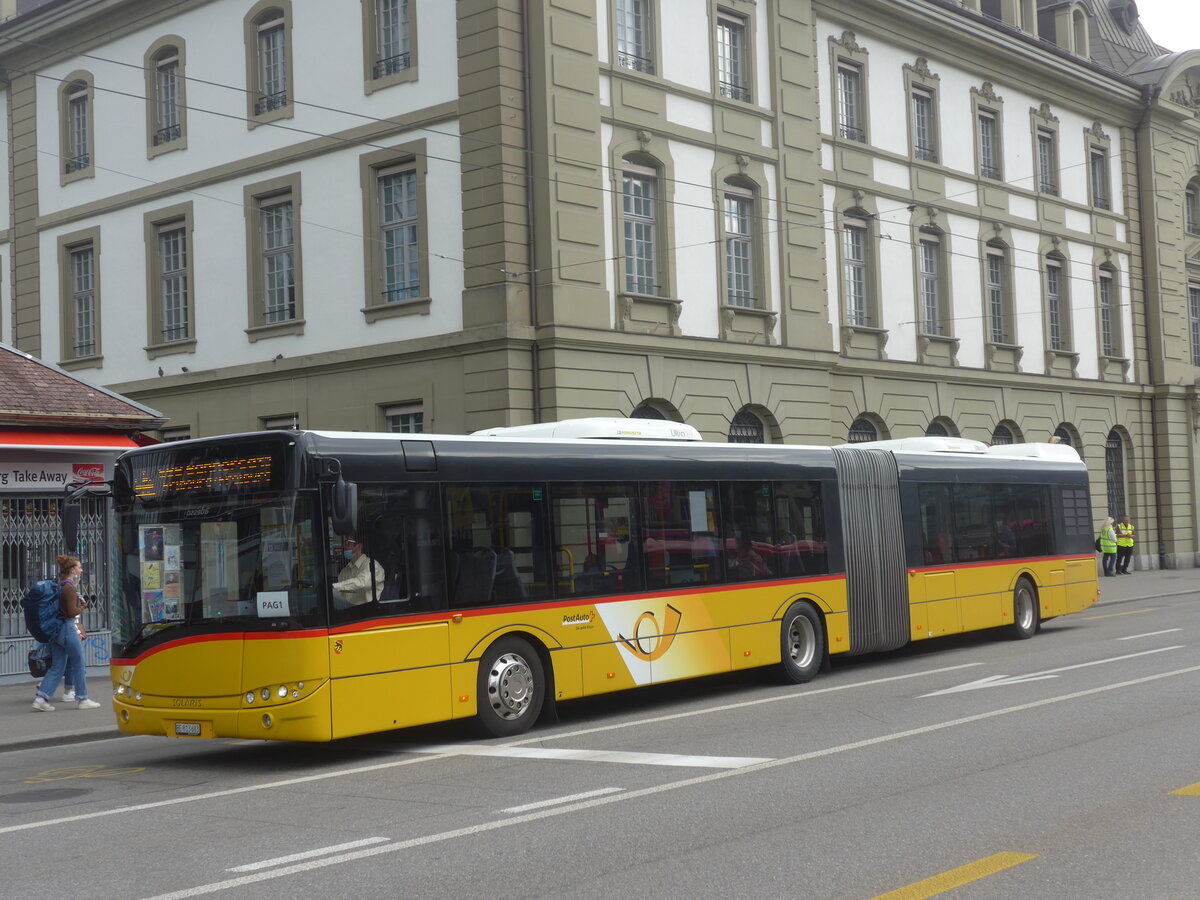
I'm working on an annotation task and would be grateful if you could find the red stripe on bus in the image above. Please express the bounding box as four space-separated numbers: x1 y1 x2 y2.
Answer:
908 555 1093 574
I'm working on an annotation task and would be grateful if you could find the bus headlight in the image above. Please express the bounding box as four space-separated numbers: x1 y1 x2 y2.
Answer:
245 692 255 704
260 688 270 702
277 686 288 698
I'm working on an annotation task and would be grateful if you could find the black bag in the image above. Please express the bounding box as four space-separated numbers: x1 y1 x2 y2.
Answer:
1094 537 1102 553
28 642 51 679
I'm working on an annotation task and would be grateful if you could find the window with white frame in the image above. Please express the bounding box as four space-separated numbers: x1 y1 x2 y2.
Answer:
260 196 296 323
724 187 754 308
836 63 864 141
374 0 411 77
1190 283 1200 366
384 404 424 433
911 88 937 162
1045 258 1066 351
716 11 749 102
622 163 657 295
986 244 1011 344
254 11 288 114
1187 184 1199 236
843 218 869 326
1037 129 1058 195
151 49 182 147
978 110 1001 179
380 166 420 303
1089 146 1110 210
918 230 944 335
1099 269 1118 357
64 80 91 174
159 224 190 342
615 0 654 74
69 245 96 358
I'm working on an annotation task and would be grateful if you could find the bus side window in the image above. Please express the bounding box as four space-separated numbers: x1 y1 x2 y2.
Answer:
772 481 827 576
953 483 994 561
640 481 720 588
1012 484 1052 557
720 482 775 582
917 483 954 565
353 485 445 614
446 484 549 608
550 483 637 598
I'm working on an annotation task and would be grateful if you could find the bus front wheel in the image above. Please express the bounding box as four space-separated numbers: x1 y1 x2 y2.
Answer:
1010 578 1039 640
777 602 824 684
476 637 545 738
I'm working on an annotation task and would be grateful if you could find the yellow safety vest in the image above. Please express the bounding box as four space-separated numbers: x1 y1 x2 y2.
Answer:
1115 522 1135 547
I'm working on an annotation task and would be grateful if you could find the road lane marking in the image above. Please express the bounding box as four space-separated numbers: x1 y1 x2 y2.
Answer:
227 838 389 872
921 646 1184 696
1170 782 1200 796
1118 629 1182 640
1084 608 1161 620
870 852 1038 900
0 662 977 836
141 664 1200 899
500 788 622 813
413 744 771 768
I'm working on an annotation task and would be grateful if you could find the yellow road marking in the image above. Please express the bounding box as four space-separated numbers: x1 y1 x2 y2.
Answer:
15 765 146 784
1170 782 1200 796
1083 608 1160 620
872 852 1038 900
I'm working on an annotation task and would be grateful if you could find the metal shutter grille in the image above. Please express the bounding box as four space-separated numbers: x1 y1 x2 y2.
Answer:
832 447 909 654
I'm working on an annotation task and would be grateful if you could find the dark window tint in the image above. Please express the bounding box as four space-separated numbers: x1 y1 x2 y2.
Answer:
446 484 549 607
641 482 721 588
918 483 954 564
1011 484 1053 556
953 483 993 562
720 482 777 581
355 484 445 614
550 483 638 597
773 481 827 575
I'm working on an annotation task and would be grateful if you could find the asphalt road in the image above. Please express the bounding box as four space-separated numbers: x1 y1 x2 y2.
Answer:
3 591 1198 900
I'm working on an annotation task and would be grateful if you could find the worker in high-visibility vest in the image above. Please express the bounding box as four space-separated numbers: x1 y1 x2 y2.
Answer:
1115 514 1135 575
1098 517 1117 577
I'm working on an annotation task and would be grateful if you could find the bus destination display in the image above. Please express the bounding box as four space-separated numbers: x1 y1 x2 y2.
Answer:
132 453 279 500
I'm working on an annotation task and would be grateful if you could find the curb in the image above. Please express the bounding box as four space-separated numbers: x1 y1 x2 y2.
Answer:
0 728 128 754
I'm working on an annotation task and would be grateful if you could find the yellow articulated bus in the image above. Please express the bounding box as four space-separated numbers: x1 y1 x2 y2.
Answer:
105 420 1098 742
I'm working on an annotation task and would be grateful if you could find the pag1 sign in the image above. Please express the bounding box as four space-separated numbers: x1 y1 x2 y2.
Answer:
0 462 108 491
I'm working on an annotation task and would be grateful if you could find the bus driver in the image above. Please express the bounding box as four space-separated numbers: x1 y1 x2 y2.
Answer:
331 536 385 610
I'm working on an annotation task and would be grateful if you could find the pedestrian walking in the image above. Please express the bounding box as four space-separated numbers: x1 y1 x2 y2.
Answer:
32 555 101 712
1098 516 1117 576
1115 514 1135 575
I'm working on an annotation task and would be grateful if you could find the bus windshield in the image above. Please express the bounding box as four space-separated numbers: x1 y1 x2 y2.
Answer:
114 492 323 653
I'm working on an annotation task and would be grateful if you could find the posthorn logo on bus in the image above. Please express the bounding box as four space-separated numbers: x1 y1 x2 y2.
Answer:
618 604 683 662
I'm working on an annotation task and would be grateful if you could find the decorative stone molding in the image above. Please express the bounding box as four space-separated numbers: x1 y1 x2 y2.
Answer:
1098 355 1131 382
1085 121 1110 142
1031 101 1059 124
833 30 865 54
985 342 1023 373
636 129 652 152
721 305 777 345
917 333 960 367
904 57 938 82
972 81 1001 105
618 293 682 335
840 324 888 360
1044 348 1079 378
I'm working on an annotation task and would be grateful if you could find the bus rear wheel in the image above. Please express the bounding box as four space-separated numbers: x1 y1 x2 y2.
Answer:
777 602 824 684
476 637 545 738
1010 578 1039 640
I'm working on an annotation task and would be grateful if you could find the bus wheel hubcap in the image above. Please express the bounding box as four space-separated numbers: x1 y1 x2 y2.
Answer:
789 616 815 669
488 652 533 720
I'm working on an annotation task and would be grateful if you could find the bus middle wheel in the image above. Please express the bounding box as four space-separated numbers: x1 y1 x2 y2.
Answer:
1010 577 1039 640
476 636 545 738
777 602 825 684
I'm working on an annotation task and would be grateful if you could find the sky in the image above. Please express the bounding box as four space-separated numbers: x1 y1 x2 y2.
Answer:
1133 0 1200 53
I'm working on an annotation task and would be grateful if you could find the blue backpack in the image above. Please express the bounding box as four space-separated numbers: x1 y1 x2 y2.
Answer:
21 579 64 643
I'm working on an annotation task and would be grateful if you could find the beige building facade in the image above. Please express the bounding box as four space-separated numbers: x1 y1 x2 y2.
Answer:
0 0 1198 569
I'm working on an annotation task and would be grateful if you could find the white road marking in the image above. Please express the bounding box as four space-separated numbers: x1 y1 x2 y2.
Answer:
142 663 1200 900
414 744 771 768
227 838 389 872
1118 629 1182 641
1 662 976 837
921 646 1184 696
500 787 622 813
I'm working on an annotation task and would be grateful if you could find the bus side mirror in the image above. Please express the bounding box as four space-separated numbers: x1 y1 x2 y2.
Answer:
62 503 81 553
332 477 358 535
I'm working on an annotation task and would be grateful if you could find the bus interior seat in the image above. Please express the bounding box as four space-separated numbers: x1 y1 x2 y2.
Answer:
453 547 496 606
490 547 526 602
378 549 406 603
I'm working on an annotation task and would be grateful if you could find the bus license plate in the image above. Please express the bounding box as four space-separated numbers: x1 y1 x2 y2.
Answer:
174 722 202 737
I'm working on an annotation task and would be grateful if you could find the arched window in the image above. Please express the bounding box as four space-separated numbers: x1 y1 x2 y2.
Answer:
59 74 94 181
1052 423 1082 457
1071 8 1089 56
924 422 947 437
728 409 764 443
1105 429 1127 517
848 417 877 443
991 423 1016 445
631 403 666 420
245 2 293 123
151 45 182 146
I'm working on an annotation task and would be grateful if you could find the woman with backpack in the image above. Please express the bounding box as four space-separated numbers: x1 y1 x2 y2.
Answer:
32 555 101 712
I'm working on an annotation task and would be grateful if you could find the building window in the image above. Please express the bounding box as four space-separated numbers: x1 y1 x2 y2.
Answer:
1036 128 1058 195
159 225 189 342
1046 258 1066 351
1190 283 1200 366
1099 270 1118 357
245 3 293 124
152 48 182 147
836 63 864 141
380 166 420 303
373 0 411 78
261 198 295 323
924 421 947 437
246 175 304 336
1053 424 1080 455
848 417 877 443
728 409 764 443
261 414 298 430
145 204 195 353
991 423 1015 445
69 246 96 358
843 217 869 326
1186 184 1199 236
911 88 937 162
622 163 657 295
918 229 945 336
985 244 1012 344
631 403 667 420
716 12 749 102
384 404 424 433
615 0 654 74
60 75 94 182
724 188 754 308
1089 147 1110 210
978 110 1001 179
1105 430 1126 519
160 426 191 442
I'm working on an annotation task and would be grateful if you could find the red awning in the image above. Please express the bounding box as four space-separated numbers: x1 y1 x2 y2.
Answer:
0 429 142 451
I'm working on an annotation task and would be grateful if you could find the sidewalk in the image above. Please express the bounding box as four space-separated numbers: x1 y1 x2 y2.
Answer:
0 567 1196 753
